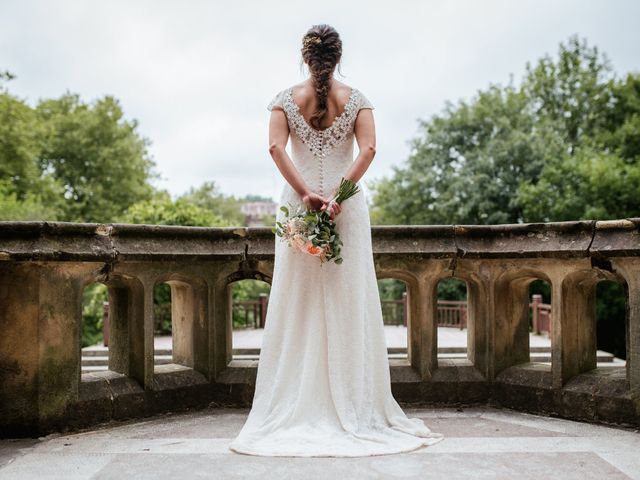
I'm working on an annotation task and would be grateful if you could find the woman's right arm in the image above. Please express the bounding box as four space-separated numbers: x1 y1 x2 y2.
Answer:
321 108 376 218
268 108 327 211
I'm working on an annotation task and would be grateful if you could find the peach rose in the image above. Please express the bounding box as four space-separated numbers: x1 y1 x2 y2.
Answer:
306 244 324 256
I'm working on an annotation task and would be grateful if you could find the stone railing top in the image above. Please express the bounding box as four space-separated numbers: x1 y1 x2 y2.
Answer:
0 218 637 262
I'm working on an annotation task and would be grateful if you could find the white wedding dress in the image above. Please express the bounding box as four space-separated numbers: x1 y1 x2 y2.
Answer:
228 85 444 457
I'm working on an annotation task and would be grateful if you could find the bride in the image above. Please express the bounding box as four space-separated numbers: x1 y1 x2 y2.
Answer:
228 24 444 457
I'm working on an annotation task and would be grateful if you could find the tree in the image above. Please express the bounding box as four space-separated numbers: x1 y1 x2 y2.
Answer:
600 72 640 160
0 82 158 223
520 35 616 154
0 92 42 197
513 36 640 221
179 181 245 226
119 190 232 227
0 75 66 220
369 34 640 225
0 70 16 83
36 93 158 222
261 212 276 227
517 145 640 221
0 180 60 220
370 83 550 224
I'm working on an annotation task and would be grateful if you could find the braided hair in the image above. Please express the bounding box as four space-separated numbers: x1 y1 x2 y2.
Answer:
300 24 343 130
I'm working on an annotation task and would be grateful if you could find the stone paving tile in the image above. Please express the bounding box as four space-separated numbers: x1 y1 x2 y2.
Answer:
1 452 115 479
475 409 640 437
4 452 625 480
119 411 248 440
0 438 39 469
413 416 569 437
1 407 639 480
597 452 640 480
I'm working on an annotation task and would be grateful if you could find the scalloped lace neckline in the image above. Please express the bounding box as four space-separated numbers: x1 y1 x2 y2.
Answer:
286 87 358 134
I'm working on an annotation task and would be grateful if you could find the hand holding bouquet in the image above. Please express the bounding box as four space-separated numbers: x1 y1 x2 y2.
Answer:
272 177 360 264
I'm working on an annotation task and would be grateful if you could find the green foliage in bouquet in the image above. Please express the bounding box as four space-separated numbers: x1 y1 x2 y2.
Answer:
272 177 360 264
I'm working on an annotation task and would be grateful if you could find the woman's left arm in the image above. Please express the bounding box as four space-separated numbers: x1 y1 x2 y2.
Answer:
341 109 377 184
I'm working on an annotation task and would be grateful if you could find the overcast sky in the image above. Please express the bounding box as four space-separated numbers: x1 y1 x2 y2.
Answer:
1 0 639 201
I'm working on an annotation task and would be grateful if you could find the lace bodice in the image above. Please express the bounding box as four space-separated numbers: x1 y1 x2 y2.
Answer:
267 85 374 198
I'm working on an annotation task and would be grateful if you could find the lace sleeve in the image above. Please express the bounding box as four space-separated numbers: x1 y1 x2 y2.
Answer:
357 90 374 111
267 90 285 111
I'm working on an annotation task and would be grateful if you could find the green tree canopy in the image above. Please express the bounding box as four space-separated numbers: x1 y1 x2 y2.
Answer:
0 79 157 222
119 190 231 227
0 91 44 197
369 35 640 225
36 93 157 222
180 181 245 226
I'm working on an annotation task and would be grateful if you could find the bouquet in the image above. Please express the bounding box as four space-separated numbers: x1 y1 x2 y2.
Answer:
272 177 360 265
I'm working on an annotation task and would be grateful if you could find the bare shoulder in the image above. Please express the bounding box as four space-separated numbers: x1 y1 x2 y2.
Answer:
291 80 353 104
333 80 354 102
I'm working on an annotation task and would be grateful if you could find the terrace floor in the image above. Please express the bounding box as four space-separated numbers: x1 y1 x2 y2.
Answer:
1 406 639 479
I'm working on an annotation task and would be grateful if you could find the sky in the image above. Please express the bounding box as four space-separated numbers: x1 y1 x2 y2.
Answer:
1 0 639 202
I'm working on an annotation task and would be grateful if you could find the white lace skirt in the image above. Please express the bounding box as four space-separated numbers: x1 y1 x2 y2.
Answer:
228 183 444 457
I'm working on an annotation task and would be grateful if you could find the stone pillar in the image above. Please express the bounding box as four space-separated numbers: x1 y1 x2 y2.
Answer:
555 271 598 387
106 277 145 381
408 270 438 380
464 273 490 378
0 264 41 434
192 281 209 376
36 264 85 430
170 280 196 368
166 279 209 375
210 269 234 380
493 273 532 376
613 258 640 393
140 277 156 388
550 274 564 389
628 273 640 393
0 262 101 432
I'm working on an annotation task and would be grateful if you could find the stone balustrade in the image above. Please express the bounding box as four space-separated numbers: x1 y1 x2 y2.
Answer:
0 218 638 437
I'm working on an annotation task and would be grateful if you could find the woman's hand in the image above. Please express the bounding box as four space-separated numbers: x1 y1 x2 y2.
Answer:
301 191 329 212
320 187 342 220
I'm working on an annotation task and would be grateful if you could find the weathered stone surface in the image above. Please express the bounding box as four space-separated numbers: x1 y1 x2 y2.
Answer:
454 220 596 259
591 218 640 258
0 218 639 437
1 217 636 262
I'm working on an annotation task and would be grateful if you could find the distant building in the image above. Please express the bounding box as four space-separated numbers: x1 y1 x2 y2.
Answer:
241 201 278 227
